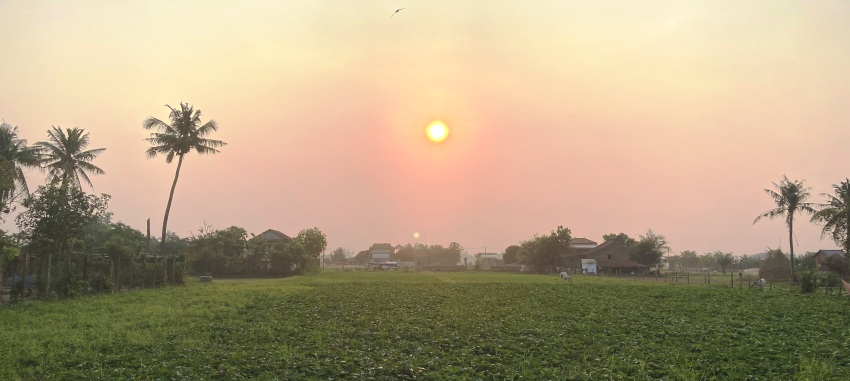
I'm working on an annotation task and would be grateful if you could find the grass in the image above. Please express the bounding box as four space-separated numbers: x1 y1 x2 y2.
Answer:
1 271 849 380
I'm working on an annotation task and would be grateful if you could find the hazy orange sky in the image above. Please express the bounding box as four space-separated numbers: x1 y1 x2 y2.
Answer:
2 1 849 257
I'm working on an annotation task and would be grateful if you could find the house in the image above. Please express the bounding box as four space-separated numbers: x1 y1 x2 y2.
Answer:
581 259 598 274
475 253 503 269
580 241 646 273
570 237 598 256
369 243 394 264
259 229 293 243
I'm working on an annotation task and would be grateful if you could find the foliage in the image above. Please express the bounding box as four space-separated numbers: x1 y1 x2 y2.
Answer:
754 175 816 282
735 254 763 271
503 245 520 264
712 251 735 274
811 179 850 257
330 247 349 263
602 232 637 248
2 272 850 379
143 103 226 255
799 271 817 293
518 226 571 273
629 230 668 266
15 184 110 298
0 121 41 218
819 254 850 280
35 126 105 189
295 227 327 259
678 250 699 270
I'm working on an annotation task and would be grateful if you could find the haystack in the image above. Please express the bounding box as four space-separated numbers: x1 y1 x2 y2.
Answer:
759 250 791 282
820 254 850 280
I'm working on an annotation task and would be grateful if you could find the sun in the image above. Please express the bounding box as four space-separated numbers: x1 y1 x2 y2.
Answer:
426 120 449 143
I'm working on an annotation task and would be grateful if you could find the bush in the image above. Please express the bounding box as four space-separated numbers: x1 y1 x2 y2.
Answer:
89 273 115 294
800 271 817 293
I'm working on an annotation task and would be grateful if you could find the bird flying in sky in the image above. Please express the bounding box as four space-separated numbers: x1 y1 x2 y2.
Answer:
391 8 405 17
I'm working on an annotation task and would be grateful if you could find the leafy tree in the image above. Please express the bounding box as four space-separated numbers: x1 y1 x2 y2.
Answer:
295 227 327 266
16 184 110 298
811 179 850 258
268 241 306 276
519 226 572 273
35 126 105 189
330 247 349 263
753 175 816 283
143 103 226 255
603 232 637 248
629 230 668 266
712 251 735 274
0 122 41 217
735 254 763 271
353 249 370 265
503 245 520 264
679 250 699 270
0 230 20 291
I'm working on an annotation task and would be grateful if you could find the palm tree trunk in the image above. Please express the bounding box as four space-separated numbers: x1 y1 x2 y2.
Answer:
160 154 184 284
789 218 797 283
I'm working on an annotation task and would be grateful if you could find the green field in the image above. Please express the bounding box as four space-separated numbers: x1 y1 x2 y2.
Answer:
2 272 849 380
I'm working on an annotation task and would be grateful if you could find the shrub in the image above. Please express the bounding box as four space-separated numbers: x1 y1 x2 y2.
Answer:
799 271 816 293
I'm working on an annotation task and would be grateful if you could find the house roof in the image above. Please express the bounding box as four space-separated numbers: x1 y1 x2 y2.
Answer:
570 237 597 245
260 229 292 242
581 240 626 256
370 243 394 251
581 259 598 264
815 250 845 256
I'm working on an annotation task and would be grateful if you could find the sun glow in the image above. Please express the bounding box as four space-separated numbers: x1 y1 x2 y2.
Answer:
426 120 449 143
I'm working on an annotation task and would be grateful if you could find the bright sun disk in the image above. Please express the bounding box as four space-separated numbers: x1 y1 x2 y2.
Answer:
426 120 449 143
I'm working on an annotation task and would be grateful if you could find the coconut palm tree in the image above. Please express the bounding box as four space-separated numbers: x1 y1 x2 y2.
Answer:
143 103 225 254
811 179 850 258
753 175 816 283
712 251 735 274
35 126 105 189
0 122 41 216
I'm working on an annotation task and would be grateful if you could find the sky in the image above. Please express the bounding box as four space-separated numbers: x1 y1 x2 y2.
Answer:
1 1 849 257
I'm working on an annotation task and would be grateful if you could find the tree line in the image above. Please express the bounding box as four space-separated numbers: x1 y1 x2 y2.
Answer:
0 104 322 301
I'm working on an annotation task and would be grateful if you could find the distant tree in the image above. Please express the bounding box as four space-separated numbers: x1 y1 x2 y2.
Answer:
143 103 226 258
331 247 350 263
795 252 817 273
0 230 19 291
0 122 41 218
16 184 110 298
712 251 735 274
353 250 371 265
753 175 816 283
629 230 668 266
503 245 521 264
811 179 850 259
269 241 306 276
519 226 572 273
35 126 105 189
295 228 327 268
665 255 681 271
603 232 637 248
679 250 699 270
736 254 763 271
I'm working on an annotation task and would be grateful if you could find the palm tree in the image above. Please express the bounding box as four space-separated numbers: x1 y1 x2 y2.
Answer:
143 103 226 254
811 179 850 258
712 251 735 274
0 122 41 216
35 126 105 188
753 175 816 283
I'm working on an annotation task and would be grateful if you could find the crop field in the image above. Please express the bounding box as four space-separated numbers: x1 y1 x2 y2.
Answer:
2 272 849 380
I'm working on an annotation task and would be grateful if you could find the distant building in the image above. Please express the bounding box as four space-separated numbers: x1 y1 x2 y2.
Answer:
581 259 598 274
570 238 598 257
369 243 394 264
259 229 293 243
580 241 646 273
475 253 503 269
